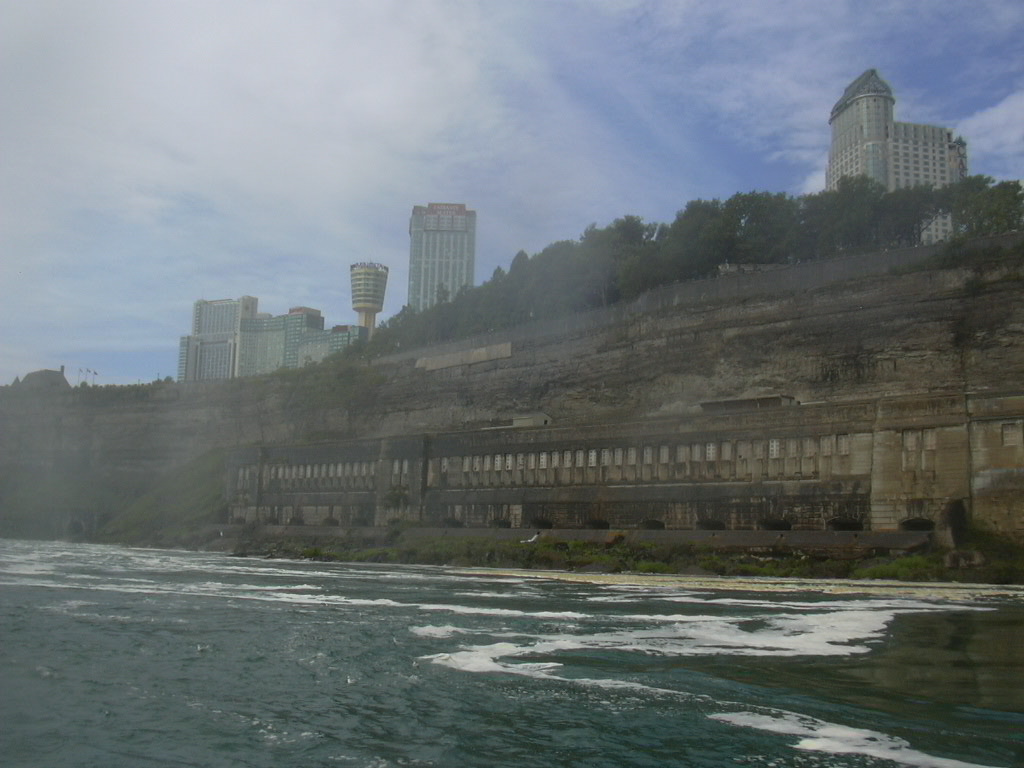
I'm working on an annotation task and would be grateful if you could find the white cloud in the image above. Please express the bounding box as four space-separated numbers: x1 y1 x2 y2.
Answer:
957 88 1024 180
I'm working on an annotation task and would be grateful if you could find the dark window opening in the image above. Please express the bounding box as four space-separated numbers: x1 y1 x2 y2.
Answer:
827 517 864 531
696 518 727 531
899 517 935 531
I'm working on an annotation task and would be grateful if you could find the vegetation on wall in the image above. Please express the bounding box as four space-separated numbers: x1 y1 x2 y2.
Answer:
232 530 1024 584
97 449 229 546
358 175 1022 356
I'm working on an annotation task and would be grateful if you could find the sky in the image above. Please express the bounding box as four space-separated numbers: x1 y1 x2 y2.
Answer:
2 0 1022 386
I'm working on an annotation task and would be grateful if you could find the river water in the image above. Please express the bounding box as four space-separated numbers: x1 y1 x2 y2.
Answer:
1 540 1021 768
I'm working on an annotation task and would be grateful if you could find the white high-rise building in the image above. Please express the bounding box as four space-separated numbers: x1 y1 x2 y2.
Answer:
178 296 258 381
827 69 968 243
408 202 476 312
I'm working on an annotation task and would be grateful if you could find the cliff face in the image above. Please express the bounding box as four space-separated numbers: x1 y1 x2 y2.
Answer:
359 265 1021 437
1 237 1022 539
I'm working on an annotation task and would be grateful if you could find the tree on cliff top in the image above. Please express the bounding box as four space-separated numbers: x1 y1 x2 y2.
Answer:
357 176 1022 357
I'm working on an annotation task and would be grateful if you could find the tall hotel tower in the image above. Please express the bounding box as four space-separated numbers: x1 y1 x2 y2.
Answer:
178 296 258 381
407 202 476 312
827 69 968 243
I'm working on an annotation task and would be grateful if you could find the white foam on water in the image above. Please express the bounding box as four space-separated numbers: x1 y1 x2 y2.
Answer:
711 711 1006 768
416 603 590 619
450 590 527 599
496 570 1024 602
410 625 466 638
423 643 563 677
419 597 930 673
617 612 741 624
239 591 405 608
660 594 992 614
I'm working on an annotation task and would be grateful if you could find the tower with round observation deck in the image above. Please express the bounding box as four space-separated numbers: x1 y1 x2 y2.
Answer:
350 263 389 339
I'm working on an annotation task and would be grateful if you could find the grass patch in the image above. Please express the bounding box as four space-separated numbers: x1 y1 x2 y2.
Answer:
852 554 946 581
99 449 228 546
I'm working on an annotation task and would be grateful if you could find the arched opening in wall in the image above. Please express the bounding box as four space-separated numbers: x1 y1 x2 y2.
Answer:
943 500 968 547
826 517 864 531
586 518 610 529
640 519 665 530
528 516 554 529
696 518 727 530
353 506 374 527
759 518 792 531
899 518 935 531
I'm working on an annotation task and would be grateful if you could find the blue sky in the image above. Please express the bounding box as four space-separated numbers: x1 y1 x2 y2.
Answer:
2 0 1022 385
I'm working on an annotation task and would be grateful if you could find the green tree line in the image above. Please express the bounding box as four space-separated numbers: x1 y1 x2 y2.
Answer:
361 175 1022 356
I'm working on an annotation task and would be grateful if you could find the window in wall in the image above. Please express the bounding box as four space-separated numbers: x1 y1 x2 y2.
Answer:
614 447 623 465
837 434 851 455
505 454 514 471
516 453 525 471
588 449 598 468
659 445 670 464
643 446 653 465
564 450 573 468
1002 422 1022 447
820 436 834 456
528 453 536 470
768 439 781 459
539 452 547 469
575 450 585 468
601 448 612 466
550 451 559 468
627 447 637 465
705 442 717 461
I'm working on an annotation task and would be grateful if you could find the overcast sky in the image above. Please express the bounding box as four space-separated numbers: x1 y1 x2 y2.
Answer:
2 0 1022 385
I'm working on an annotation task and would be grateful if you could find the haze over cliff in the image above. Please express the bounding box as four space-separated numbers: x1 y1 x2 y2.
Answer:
1 235 1022 542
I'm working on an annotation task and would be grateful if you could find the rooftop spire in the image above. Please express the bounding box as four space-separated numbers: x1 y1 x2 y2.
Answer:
830 69 894 122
